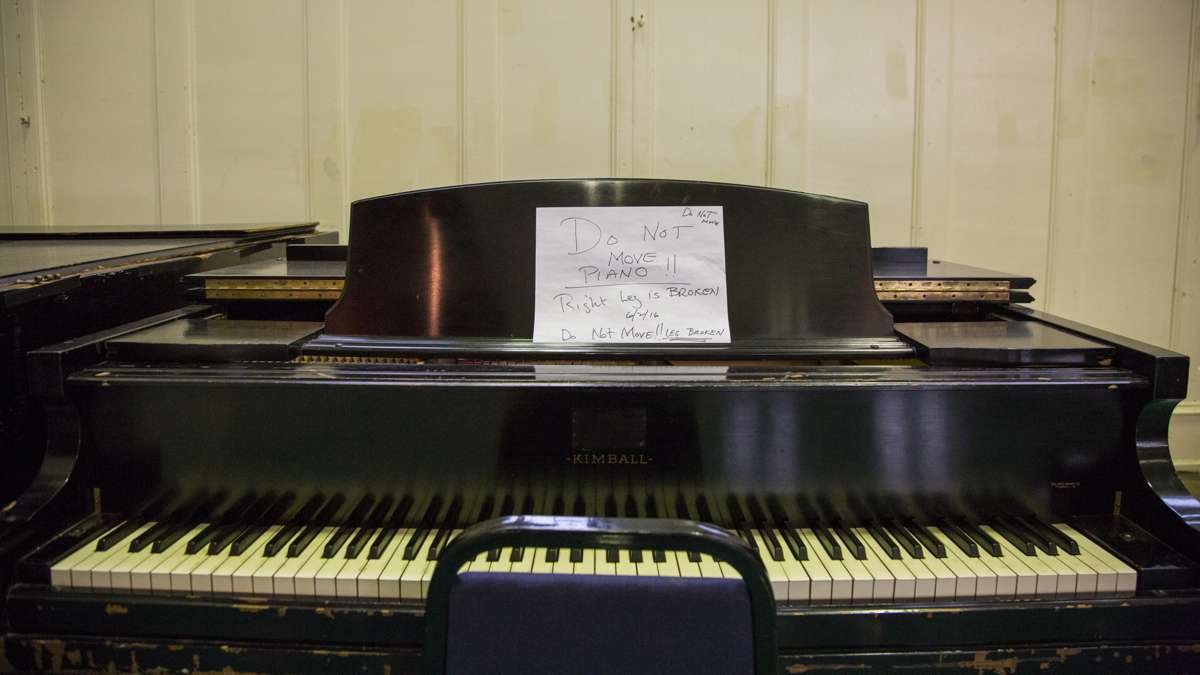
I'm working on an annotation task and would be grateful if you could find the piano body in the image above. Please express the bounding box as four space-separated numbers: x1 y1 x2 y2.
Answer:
0 223 326 587
2 179 1198 673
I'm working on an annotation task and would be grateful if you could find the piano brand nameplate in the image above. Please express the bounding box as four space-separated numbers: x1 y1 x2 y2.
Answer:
533 206 731 344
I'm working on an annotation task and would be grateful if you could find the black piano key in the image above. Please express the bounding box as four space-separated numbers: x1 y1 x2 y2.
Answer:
1025 517 1080 555
230 492 296 556
606 549 620 564
1000 516 1057 556
957 520 1002 557
509 494 535 564
777 527 807 561
346 495 395 559
485 494 513 562
759 527 784 562
623 493 641 563
832 525 866 560
812 526 843 561
883 523 923 559
676 494 703 563
324 495 376 558
427 497 463 561
209 492 277 555
288 493 346 558
544 494 565 564
95 517 146 552
368 494 413 559
264 493 326 558
866 525 901 559
570 493 588 562
151 491 228 553
404 495 444 560
989 519 1037 556
905 522 946 558
695 495 716 524
186 493 256 554
129 491 211 553
937 519 979 557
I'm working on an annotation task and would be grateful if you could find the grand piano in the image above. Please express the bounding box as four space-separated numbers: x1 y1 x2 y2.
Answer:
2 180 1198 672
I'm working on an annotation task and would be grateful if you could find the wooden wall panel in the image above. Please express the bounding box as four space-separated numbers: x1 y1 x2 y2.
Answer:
38 0 159 225
773 0 917 247
914 0 1057 306
642 0 768 183
492 0 614 179
0 12 12 227
343 0 460 202
193 0 307 223
1048 0 1193 348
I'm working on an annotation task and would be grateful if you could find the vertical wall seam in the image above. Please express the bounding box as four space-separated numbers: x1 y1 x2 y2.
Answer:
150 1 163 223
1168 0 1199 349
764 0 776 187
0 6 11 220
456 0 464 183
1042 0 1065 311
909 0 925 245
301 0 311 221
186 0 199 223
610 0 617 175
339 0 348 217
31 0 50 224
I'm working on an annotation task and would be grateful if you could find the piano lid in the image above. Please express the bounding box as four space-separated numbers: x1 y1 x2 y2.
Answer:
321 179 894 355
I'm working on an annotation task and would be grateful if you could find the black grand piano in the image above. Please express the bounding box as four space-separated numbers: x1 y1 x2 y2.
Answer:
2 180 1198 673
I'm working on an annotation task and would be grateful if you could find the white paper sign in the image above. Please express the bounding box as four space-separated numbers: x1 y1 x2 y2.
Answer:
533 206 731 344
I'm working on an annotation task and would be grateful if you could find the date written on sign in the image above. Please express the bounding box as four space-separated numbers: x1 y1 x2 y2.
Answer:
533 205 730 344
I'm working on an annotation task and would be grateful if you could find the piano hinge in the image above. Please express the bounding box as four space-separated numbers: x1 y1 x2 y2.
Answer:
1113 490 1123 515
92 487 103 515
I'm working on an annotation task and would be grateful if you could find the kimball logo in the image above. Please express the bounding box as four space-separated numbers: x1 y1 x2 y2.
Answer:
567 452 653 465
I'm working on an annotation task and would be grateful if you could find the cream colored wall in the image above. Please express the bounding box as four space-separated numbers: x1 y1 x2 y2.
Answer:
2 0 1199 458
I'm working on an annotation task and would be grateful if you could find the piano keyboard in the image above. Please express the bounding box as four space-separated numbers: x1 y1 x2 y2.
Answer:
47 511 1136 604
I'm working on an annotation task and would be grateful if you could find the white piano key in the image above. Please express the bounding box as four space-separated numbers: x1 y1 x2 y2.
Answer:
291 530 343 598
851 528 895 602
64 522 157 590
695 553 723 579
773 532 814 604
1055 523 1137 595
789 534 829 604
634 551 657 577
313 548 350 597
229 526 282 595
718 561 740 580
487 548 515 574
87 523 161 591
675 551 701 578
530 547 555 575
751 531 790 601
1055 548 1099 597
930 527 997 599
858 529 914 602
1036 548 1078 596
51 530 111 588
266 528 334 597
377 530 417 599
800 529 852 604
399 534 437 600
508 546 535 574
916 550 960 600
418 529 462 600
980 526 1039 597
551 546 575 576
575 548 596 576
832 543 875 603
147 525 209 593
614 550 639 576
917 535 977 600
355 531 409 599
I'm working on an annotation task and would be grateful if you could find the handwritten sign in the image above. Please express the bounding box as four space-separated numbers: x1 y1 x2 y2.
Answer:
533 206 731 344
